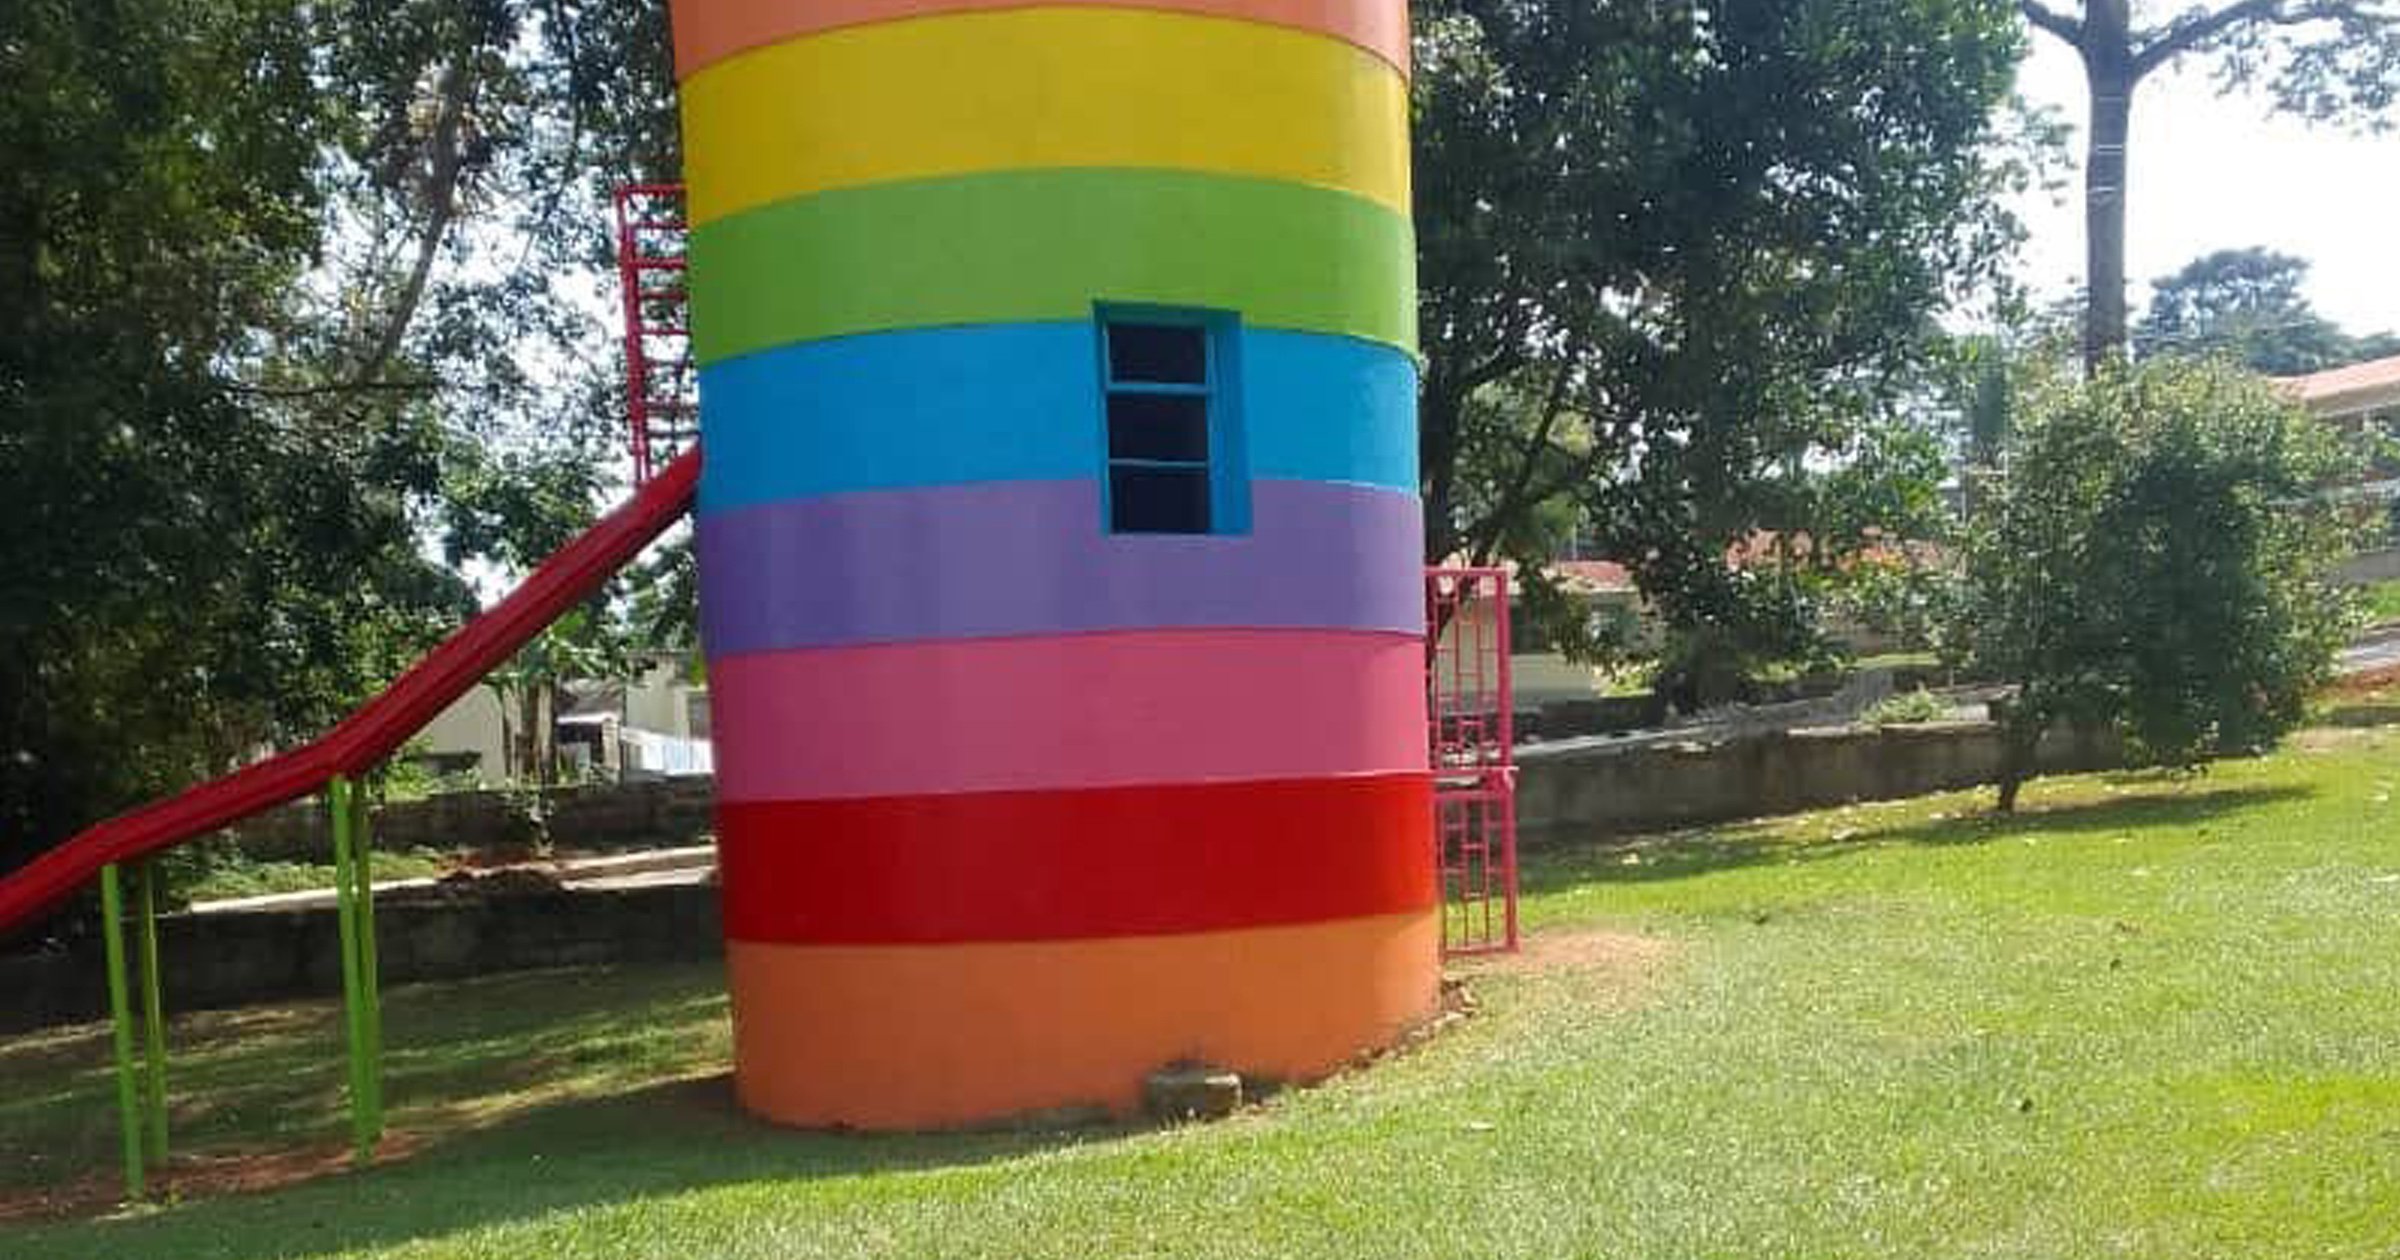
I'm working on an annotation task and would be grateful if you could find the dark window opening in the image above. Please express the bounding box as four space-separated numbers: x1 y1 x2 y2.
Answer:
1102 318 1218 535
1110 466 1213 534
1106 393 1209 462
1107 322 1208 385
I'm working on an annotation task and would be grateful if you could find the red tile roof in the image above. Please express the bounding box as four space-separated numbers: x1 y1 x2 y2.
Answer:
2276 353 2400 417
1443 532 1934 599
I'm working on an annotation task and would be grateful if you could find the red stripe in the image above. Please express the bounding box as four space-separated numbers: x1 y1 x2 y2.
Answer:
717 773 1433 944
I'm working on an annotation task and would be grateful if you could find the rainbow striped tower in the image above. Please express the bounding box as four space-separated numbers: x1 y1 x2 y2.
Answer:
672 0 1434 1128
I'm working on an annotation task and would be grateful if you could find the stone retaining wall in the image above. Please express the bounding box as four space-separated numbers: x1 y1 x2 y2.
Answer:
1515 720 2123 841
0 882 720 1034
1525 664 1956 741
231 776 717 860
2337 547 2400 585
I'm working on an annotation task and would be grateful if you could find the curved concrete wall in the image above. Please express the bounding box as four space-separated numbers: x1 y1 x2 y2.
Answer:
674 0 1433 1129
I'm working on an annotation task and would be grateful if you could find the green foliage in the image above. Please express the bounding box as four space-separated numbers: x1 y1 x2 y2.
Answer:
0 0 687 909
0 0 473 882
2362 579 2400 624
378 747 487 801
1829 556 1967 661
157 842 449 906
1413 0 2031 676
1958 358 2360 805
2137 247 2398 375
1929 314 2086 472
1804 422 1955 565
482 606 630 788
1861 687 1954 726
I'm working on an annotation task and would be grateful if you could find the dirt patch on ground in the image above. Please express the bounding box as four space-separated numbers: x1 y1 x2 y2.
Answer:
1518 928 1672 974
0 1131 434 1224
1446 927 1679 1011
2326 665 2400 700
1458 927 1675 979
2292 724 2396 753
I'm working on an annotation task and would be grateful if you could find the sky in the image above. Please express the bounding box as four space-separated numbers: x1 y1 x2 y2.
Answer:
2011 34 2400 339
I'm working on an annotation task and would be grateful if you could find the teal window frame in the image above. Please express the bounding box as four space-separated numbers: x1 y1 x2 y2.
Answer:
1095 307 1249 536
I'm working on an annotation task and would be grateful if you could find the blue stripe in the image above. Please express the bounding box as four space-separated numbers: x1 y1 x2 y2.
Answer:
696 323 1418 515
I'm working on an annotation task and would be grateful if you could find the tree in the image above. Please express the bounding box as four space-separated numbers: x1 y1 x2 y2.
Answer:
0 0 684 909
1959 358 2358 810
2017 1 2400 370
0 0 471 884
482 608 627 785
1413 0 2031 682
2137 246 2400 373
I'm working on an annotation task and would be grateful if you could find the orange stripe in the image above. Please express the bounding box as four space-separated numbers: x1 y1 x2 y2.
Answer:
671 0 1410 80
726 909 1439 1129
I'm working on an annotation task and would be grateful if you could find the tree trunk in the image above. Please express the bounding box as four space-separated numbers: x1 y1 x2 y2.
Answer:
513 689 536 783
1994 706 2041 814
1420 384 1462 565
2080 3 2136 373
534 684 557 788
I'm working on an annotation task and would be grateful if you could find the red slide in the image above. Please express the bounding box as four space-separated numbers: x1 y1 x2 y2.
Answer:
0 448 703 938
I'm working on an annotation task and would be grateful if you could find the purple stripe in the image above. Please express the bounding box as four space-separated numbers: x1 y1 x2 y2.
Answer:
698 480 1424 655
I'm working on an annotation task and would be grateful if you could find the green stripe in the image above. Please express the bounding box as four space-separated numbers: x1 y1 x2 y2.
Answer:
689 168 1416 365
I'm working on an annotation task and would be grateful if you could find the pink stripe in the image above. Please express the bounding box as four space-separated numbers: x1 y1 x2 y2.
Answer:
712 629 1428 801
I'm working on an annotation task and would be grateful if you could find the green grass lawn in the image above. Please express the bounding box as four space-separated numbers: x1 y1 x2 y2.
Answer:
6 731 2400 1258
2364 578 2400 625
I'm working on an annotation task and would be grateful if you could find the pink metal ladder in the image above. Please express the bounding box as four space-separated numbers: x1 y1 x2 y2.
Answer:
1424 568 1521 955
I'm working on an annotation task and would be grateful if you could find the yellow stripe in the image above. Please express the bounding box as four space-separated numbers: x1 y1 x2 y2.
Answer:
679 6 1409 227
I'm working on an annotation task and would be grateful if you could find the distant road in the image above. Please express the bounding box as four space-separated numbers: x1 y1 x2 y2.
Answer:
2339 624 2400 677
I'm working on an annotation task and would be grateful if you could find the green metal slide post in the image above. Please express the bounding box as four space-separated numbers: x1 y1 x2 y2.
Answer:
352 782 385 1141
329 775 375 1165
135 861 168 1167
99 865 145 1201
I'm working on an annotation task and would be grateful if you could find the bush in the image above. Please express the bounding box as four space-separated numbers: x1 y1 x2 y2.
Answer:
1862 688 1952 726
1957 359 2361 809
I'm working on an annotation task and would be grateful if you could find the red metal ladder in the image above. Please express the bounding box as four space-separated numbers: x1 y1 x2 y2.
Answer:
613 184 698 484
1425 568 1521 955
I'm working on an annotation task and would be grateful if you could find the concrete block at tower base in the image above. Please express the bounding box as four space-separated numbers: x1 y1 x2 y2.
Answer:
1144 1064 1244 1121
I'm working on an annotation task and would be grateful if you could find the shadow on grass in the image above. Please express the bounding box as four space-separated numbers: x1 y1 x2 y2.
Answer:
1522 782 2315 894
23 1073 1117 1258
1 968 732 1197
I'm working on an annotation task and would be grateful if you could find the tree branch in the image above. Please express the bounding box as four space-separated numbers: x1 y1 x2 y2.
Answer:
2018 0 2086 45
2133 0 2361 77
352 62 475 391
1463 402 1629 562
225 379 437 401
1457 345 1528 394
1465 348 1581 565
